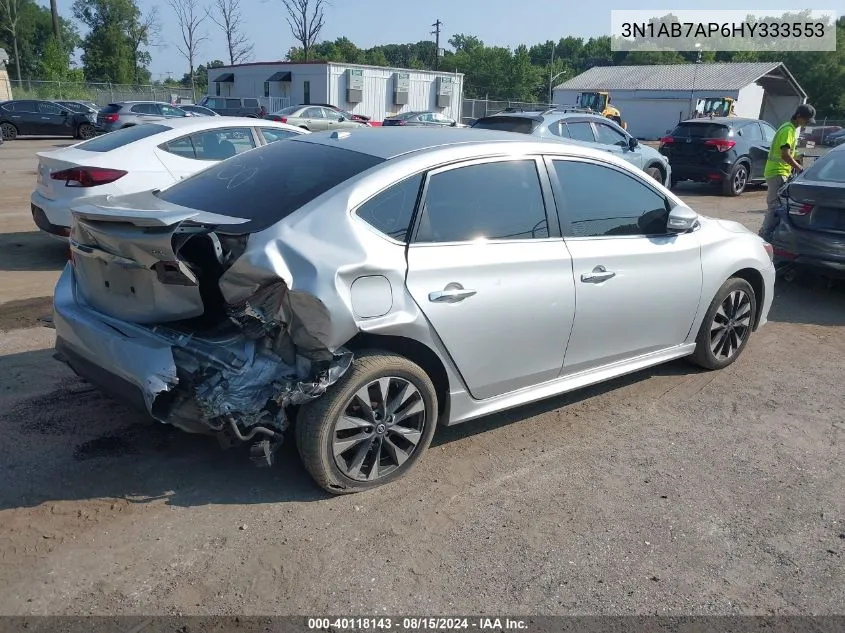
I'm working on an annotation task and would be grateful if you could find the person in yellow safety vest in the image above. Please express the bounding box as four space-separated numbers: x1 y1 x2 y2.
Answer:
759 104 816 241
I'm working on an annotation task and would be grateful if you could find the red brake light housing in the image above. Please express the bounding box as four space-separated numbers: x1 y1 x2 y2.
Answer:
103 113 119 123
788 201 814 216
51 167 128 187
704 139 736 152
659 136 674 144
268 115 287 123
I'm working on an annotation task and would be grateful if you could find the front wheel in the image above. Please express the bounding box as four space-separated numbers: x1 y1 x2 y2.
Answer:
722 162 748 196
645 166 663 184
295 350 438 494
689 277 757 370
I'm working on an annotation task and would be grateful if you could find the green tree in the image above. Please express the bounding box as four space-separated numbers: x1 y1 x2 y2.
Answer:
1 0 78 80
73 0 149 83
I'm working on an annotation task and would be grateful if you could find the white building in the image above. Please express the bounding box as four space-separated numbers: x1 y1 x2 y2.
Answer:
553 62 807 140
207 61 464 123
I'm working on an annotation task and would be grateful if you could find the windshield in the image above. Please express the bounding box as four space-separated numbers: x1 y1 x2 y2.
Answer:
803 150 845 183
75 124 170 151
156 139 384 233
471 116 539 134
580 93 606 111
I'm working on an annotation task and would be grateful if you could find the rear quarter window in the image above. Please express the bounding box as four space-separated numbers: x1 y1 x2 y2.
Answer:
803 151 845 183
225 99 241 109
98 104 121 114
76 124 170 152
156 139 385 233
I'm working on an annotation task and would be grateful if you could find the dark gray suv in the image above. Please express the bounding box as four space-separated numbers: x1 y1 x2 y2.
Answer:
197 96 263 117
95 101 189 133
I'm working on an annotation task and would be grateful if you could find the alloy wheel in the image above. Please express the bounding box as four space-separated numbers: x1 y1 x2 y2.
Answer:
332 376 427 482
710 289 752 360
732 165 748 194
1 123 17 140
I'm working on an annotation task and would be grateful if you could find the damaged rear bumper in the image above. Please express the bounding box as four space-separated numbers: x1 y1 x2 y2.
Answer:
53 264 352 451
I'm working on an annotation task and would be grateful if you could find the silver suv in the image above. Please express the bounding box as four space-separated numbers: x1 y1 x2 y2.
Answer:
472 108 671 186
95 101 189 133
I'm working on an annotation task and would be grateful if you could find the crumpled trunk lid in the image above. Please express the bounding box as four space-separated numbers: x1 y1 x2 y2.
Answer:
69 191 250 324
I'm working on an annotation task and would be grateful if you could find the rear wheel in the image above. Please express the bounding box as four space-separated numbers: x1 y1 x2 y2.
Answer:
645 166 663 184
722 162 748 196
77 123 95 140
690 277 757 370
295 350 438 494
1 122 18 140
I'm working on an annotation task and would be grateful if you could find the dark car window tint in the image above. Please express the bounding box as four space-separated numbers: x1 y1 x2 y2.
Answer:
415 160 548 243
740 123 762 141
594 122 628 146
161 104 186 117
553 160 670 237
567 122 595 142
356 174 423 242
304 107 325 119
156 140 384 233
260 127 300 144
471 116 538 134
243 98 259 108
16 101 40 113
39 102 64 115
99 104 121 114
131 103 158 115
191 127 255 160
225 99 242 109
76 123 170 152
1 102 14 112
671 123 729 138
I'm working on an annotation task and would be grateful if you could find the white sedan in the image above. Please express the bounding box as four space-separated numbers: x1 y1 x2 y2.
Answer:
31 117 307 239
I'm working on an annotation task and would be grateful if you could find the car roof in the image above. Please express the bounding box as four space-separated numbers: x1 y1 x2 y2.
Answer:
292 126 617 160
159 116 304 133
482 110 618 124
678 117 759 125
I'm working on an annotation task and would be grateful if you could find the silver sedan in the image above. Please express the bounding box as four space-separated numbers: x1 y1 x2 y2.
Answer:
53 128 776 494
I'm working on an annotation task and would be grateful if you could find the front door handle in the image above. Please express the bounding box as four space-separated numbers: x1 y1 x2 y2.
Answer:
581 265 616 283
429 283 477 303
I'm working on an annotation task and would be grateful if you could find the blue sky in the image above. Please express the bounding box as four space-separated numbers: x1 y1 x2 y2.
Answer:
47 0 826 78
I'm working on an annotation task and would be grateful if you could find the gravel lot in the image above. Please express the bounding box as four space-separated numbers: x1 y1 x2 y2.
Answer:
0 138 843 616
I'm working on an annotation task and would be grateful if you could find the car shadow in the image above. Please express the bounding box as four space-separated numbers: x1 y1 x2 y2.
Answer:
768 273 845 327
0 231 68 272
1 276 839 511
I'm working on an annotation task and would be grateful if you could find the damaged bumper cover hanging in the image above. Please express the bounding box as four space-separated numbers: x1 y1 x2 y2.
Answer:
53 265 353 465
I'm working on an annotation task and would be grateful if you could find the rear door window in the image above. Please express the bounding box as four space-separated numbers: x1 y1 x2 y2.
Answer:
547 121 570 137
131 103 159 115
225 99 242 109
304 107 325 119
567 121 596 142
739 122 763 141
243 98 259 108
191 127 256 160
15 101 40 113
761 123 776 143
76 124 170 152
414 160 549 243
155 139 384 233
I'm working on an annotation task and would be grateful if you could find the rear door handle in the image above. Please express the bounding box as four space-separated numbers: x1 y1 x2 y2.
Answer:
581 265 616 283
429 284 477 303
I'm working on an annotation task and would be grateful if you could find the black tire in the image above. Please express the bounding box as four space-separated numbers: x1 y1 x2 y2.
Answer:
689 277 757 370
645 166 663 184
77 123 96 140
295 350 439 494
1 122 18 140
722 162 748 196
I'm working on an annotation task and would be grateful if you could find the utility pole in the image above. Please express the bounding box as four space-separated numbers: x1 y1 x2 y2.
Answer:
431 19 442 71
50 0 61 43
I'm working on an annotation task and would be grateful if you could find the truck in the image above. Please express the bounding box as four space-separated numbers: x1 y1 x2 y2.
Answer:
575 91 627 129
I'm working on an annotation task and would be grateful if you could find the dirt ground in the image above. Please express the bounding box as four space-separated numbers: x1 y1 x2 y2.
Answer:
0 138 843 616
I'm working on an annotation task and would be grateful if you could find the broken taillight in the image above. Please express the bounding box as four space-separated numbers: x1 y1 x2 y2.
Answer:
51 167 128 187
788 201 814 216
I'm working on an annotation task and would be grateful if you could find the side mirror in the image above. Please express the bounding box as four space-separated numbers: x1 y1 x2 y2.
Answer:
667 205 699 233
628 137 638 150
450 121 457 127
338 116 345 122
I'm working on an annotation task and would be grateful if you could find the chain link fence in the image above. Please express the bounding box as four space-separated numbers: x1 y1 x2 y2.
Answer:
10 80 194 106
461 98 554 124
